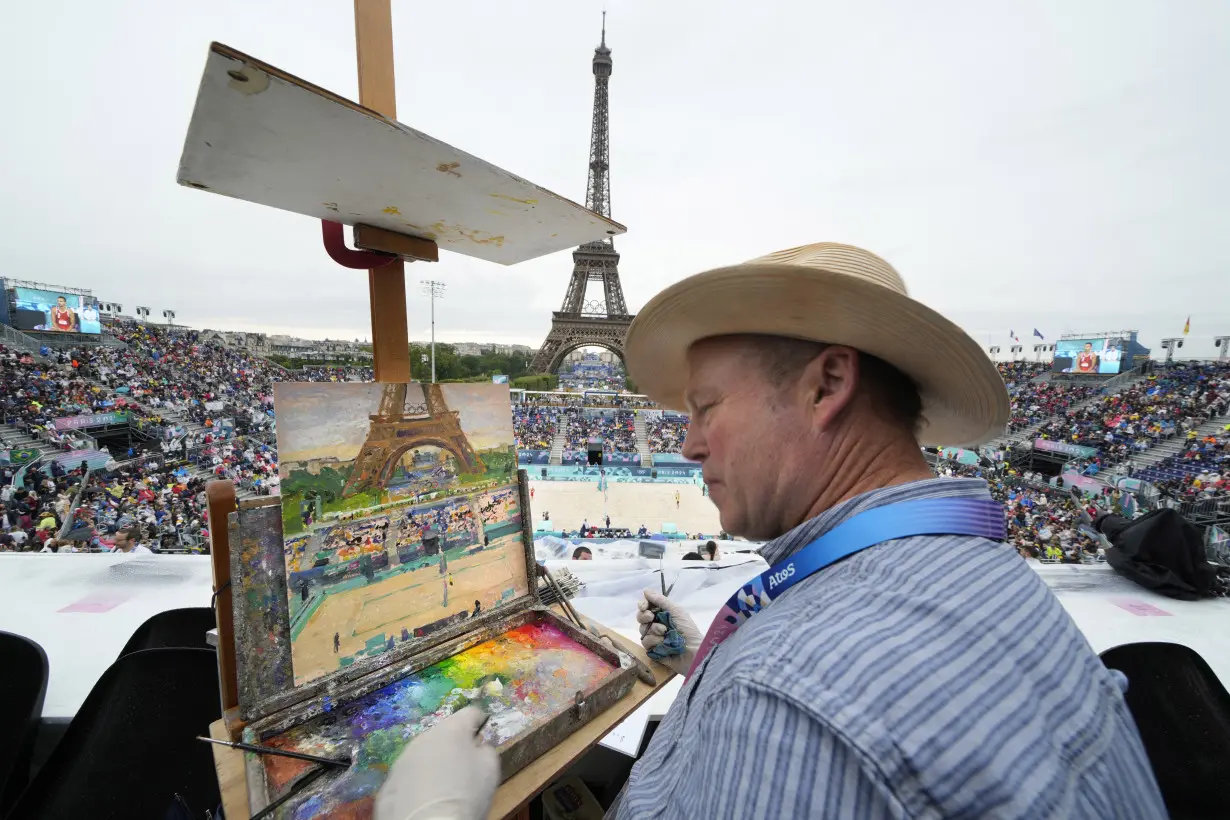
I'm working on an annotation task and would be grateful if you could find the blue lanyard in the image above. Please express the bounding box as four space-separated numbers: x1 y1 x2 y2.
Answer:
687 497 1006 677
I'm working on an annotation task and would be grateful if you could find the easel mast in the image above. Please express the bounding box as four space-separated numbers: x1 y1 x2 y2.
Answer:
355 0 412 383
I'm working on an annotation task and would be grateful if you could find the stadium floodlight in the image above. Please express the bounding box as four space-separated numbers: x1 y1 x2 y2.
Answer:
1159 337 1184 364
136 306 150 320
162 309 176 326
1214 336 1230 362
420 280 446 383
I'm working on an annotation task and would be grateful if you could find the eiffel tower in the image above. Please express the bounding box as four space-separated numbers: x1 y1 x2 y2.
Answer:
530 15 633 374
342 383 483 497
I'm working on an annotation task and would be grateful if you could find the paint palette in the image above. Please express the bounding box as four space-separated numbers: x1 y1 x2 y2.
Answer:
247 620 620 819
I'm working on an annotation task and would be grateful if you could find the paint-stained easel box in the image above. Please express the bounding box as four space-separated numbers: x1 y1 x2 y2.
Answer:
230 473 638 818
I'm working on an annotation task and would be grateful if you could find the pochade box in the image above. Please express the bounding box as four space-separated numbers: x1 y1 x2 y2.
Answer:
229 382 644 819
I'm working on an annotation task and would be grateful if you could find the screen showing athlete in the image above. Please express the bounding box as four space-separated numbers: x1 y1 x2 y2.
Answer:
1101 340 1123 373
1074 342 1099 374
50 296 79 332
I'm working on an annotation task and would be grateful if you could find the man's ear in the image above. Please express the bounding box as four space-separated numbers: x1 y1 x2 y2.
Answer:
799 346 860 428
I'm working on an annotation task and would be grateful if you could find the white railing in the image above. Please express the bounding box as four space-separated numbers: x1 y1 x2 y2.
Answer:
0 324 49 357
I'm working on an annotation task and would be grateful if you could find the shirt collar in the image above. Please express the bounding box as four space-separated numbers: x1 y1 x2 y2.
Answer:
758 477 993 566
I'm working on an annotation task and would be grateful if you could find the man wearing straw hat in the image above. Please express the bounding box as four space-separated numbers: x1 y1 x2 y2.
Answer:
375 244 1164 820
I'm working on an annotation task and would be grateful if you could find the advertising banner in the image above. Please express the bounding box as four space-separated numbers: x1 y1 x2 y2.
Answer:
1033 438 1098 459
52 411 129 430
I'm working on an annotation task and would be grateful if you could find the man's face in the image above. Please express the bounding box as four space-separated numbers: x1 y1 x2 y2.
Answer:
57 297 66 307
1084 343 1093 351
681 338 817 540
114 532 130 550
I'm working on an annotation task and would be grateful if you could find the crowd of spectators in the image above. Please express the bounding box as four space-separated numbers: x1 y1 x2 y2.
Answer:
997 361 1103 434
9 313 1230 556
519 392 656 409
935 459 1111 562
512 405 557 451
1034 363 1230 467
647 415 689 453
560 409 636 454
1140 426 1230 501
0 321 347 552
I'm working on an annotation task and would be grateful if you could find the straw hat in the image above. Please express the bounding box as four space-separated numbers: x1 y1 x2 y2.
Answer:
624 242 1009 447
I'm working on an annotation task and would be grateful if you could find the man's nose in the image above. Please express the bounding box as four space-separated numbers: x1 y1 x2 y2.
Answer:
682 421 706 462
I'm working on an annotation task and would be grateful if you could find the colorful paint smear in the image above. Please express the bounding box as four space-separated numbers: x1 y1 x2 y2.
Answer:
257 621 616 820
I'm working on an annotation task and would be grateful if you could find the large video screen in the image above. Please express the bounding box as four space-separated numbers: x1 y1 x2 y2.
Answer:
11 287 101 334
1052 337 1126 375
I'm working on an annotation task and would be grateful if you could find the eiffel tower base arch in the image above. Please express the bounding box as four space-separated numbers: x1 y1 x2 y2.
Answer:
530 314 633 374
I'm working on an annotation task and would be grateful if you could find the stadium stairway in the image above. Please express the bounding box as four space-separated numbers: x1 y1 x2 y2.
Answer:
549 428 565 466
634 413 653 467
0 423 55 459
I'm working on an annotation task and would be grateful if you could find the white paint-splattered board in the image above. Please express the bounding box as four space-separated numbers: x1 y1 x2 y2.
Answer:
177 43 625 265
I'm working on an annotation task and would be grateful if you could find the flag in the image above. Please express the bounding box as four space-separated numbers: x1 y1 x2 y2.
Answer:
1009 329 1019 342
1033 328 1044 340
1183 316 1190 335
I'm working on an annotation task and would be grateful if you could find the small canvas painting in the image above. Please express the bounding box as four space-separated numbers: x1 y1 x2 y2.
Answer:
275 382 528 685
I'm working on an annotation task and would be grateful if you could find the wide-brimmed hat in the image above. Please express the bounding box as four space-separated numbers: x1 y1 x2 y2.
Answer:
625 242 1009 447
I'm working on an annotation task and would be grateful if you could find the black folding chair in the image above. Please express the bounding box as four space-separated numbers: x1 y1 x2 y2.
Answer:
7 648 222 820
1101 641 1230 820
0 632 48 816
118 607 216 658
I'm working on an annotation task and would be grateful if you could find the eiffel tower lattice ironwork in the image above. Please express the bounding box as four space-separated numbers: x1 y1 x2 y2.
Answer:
530 15 633 374
342 383 484 497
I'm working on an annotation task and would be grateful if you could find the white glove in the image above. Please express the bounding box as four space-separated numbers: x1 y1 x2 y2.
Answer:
636 589 703 675
373 706 499 820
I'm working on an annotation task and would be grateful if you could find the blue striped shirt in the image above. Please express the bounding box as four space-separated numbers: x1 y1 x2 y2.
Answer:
611 477 1165 819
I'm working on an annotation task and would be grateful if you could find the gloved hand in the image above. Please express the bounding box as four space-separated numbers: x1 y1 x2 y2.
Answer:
373 706 499 820
637 589 703 675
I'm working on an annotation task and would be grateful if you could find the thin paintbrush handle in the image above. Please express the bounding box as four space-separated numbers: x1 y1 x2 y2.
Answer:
250 764 330 820
550 571 586 629
197 736 350 768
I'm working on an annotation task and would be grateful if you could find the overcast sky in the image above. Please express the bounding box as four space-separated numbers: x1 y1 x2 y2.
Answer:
3 1 1228 357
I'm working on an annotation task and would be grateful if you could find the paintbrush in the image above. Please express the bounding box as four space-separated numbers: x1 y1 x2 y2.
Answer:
250 764 330 820
540 565 586 631
196 736 351 768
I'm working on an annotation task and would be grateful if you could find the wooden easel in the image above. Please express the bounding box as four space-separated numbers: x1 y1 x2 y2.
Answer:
200 5 657 816
209 0 425 722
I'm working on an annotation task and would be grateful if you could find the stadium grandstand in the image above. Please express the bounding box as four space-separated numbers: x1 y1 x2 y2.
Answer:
3 292 1229 555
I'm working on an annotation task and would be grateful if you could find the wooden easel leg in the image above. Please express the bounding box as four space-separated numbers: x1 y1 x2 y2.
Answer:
206 479 240 714
369 262 411 383
354 0 412 384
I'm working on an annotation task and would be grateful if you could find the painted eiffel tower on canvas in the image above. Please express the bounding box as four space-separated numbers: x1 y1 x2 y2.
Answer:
342 383 484 497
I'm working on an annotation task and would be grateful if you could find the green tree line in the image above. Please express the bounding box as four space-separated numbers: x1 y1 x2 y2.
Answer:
409 344 534 383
